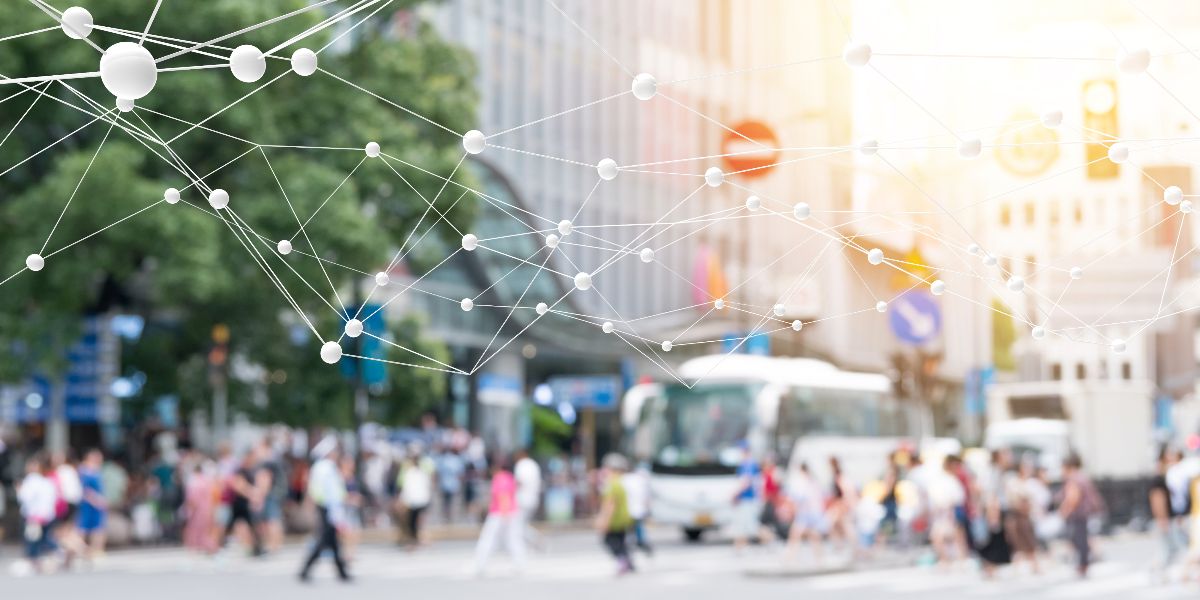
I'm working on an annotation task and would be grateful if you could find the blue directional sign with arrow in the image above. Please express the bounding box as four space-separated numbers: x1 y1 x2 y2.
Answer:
888 290 942 345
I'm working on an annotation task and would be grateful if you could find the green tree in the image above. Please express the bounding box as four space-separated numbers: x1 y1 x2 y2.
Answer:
0 1 477 427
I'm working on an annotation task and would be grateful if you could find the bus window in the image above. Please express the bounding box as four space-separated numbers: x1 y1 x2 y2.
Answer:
777 386 905 452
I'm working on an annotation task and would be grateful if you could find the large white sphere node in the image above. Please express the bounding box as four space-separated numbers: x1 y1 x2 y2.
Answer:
1117 48 1150 75
208 188 229 210
875 300 888 313
365 142 381 158
291 48 317 76
545 234 560 249
1070 266 1083 280
842 42 872 67
1107 142 1129 164
983 254 998 267
601 321 614 334
1006 276 1025 293
1165 186 1183 206
62 6 93 39
229 45 266 83
574 272 592 291
967 243 981 256
557 219 573 236
1183 200 1194 215
791 320 803 332
660 340 673 352
344 319 363 338
1112 338 1127 354
163 187 180 204
116 97 134 113
320 341 342 364
100 42 157 100
793 202 811 221
277 239 292 255
1040 110 1063 129
462 129 486 154
461 233 478 251
632 73 657 101
639 248 655 263
858 139 879 156
375 272 390 286
597 158 618 181
704 167 724 188
460 298 474 312
745 196 761 211
957 137 982 159
26 253 44 272
867 248 884 265
1032 326 1045 340
535 302 548 316
930 279 946 296
773 303 785 317
714 299 725 310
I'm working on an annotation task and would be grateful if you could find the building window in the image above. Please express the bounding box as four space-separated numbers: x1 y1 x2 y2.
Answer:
1000 204 1011 227
1075 363 1087 379
1074 200 1083 224
1024 202 1036 226
1051 363 1062 380
1121 363 1132 380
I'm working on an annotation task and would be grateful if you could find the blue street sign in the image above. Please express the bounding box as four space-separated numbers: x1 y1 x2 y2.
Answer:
888 291 942 345
722 331 771 355
339 304 387 386
547 375 622 411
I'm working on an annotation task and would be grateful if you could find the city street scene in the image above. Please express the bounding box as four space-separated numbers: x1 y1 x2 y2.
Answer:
3 0 1200 598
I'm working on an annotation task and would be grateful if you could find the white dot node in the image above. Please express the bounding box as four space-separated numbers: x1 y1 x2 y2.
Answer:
1183 200 1194 214
344 318 363 338
1117 48 1150 75
983 254 998 267
319 341 342 364
163 188 180 204
930 279 946 295
791 320 803 332
1006 276 1025 293
704 167 725 187
461 233 478 251
967 243 981 256
545 234 560 249
375 272 390 286
1070 266 1083 280
460 298 474 312
858 139 879 156
875 301 888 313
116 97 134 113
1164 186 1183 206
601 321 614 334
62 6 93 39
597 158 618 181
462 129 485 154
535 302 548 316
1107 142 1129 164
229 45 266 83
773 303 785 317
26 253 44 272
745 195 761 211
957 137 982 159
1112 338 1127 354
842 42 872 67
365 142 380 158
557 219 573 236
632 73 657 101
100 42 157 100
793 202 811 220
639 248 655 263
660 340 673 352
1040 109 1063 128
714 299 725 310
573 272 592 291
291 48 317 76
1032 326 1045 340
867 248 884 265
208 188 229 210
277 239 292 255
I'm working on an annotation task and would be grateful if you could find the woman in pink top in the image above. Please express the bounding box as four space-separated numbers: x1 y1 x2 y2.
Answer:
473 456 526 575
183 461 218 554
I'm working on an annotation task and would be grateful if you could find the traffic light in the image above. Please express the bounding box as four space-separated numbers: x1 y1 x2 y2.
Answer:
1083 78 1118 179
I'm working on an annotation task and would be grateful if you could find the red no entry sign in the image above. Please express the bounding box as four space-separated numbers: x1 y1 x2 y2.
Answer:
721 120 779 178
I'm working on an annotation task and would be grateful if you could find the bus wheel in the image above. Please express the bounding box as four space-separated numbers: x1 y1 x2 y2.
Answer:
683 528 704 543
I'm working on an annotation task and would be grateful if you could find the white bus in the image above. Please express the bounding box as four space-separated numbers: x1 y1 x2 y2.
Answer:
622 354 928 541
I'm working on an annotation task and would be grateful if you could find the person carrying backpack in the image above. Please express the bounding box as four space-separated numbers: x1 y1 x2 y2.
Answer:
1057 453 1103 578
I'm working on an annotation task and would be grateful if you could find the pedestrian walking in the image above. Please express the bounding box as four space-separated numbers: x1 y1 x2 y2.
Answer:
298 441 351 583
182 460 218 555
398 445 433 550
785 462 826 565
1058 453 1102 578
596 453 634 575
730 443 760 554
825 456 858 556
473 455 526 576
514 448 543 548
434 445 464 522
1006 459 1041 574
221 452 265 556
977 449 1013 578
77 448 108 562
624 460 654 555
17 454 58 573
1150 448 1184 582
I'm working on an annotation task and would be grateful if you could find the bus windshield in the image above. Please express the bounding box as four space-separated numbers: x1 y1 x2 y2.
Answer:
642 383 761 475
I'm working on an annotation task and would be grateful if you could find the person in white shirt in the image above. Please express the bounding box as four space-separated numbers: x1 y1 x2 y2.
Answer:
398 444 434 549
513 449 543 547
299 440 351 583
623 461 654 555
18 455 58 572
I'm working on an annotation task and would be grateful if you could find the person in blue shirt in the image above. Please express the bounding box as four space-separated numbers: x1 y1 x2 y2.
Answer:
77 448 108 560
730 442 760 553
